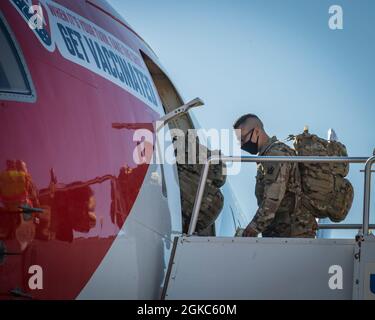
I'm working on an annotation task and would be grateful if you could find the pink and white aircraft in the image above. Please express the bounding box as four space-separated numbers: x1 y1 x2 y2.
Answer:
0 0 245 299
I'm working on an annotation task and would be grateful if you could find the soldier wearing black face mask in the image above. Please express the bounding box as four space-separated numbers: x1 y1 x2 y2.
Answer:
233 114 317 238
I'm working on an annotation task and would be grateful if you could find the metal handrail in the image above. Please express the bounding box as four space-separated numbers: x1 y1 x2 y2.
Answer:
363 156 375 235
318 224 375 230
187 155 374 236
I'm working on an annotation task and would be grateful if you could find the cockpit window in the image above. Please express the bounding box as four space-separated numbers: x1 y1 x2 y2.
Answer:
0 15 36 102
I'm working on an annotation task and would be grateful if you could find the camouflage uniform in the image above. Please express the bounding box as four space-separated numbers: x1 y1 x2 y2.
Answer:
248 136 317 238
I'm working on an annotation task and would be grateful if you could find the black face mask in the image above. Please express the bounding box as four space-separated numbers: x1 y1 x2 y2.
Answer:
241 130 259 155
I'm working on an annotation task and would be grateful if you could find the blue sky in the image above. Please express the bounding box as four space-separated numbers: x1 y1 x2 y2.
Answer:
109 0 375 231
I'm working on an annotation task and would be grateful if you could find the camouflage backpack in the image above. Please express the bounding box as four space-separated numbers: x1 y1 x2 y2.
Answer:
289 129 354 222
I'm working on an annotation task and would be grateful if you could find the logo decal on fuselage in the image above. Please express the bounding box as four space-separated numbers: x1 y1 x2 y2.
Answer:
9 0 161 112
10 0 54 51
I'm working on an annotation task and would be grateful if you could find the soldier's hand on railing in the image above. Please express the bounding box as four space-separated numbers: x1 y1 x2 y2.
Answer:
243 224 259 237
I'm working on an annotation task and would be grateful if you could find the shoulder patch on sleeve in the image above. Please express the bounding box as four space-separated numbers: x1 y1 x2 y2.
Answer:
267 166 275 175
263 163 281 183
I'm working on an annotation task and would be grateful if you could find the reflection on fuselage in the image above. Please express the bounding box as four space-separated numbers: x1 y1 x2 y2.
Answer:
0 159 151 250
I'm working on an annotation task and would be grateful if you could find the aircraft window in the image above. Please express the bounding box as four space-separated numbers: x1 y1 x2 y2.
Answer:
0 15 35 102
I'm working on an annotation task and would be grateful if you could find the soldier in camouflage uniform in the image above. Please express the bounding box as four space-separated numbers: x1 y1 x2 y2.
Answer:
233 114 317 238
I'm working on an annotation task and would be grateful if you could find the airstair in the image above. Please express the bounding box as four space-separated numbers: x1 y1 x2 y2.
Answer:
162 155 375 300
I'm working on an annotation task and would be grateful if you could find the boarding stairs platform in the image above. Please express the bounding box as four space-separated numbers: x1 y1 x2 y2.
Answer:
162 155 375 300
